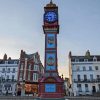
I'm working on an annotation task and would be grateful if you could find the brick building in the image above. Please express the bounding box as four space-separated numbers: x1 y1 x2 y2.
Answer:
17 50 44 96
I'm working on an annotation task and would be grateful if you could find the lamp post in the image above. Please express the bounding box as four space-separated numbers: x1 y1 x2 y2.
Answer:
21 80 25 96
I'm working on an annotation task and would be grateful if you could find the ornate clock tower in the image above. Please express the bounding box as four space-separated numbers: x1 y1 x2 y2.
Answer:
38 0 64 99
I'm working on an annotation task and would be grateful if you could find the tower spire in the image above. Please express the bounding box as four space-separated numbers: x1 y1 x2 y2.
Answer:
50 0 53 4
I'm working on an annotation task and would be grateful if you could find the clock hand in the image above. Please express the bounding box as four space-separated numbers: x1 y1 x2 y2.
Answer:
48 16 52 20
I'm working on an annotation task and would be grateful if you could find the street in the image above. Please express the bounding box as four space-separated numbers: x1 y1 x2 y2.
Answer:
0 96 100 100
66 96 100 100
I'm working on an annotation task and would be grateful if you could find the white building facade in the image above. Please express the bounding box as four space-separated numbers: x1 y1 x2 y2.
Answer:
0 54 19 95
69 51 100 96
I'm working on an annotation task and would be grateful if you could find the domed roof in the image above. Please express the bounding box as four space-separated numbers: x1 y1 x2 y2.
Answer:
46 0 57 7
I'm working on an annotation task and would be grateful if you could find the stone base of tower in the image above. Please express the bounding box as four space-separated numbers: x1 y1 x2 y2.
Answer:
38 76 64 99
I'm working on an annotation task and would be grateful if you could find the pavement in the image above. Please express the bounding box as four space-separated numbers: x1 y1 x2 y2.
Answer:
0 96 100 100
66 96 100 100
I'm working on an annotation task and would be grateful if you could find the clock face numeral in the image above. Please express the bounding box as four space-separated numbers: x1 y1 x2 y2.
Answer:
47 34 55 48
44 11 57 23
46 53 56 71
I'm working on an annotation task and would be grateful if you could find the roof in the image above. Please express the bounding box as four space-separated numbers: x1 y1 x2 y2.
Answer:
69 50 100 62
71 55 100 62
24 52 38 59
0 59 19 64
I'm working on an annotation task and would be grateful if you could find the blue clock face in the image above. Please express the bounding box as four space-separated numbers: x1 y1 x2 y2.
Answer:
45 12 57 23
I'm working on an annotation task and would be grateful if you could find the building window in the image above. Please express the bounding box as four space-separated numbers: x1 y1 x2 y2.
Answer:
12 68 15 73
10 86 12 91
95 66 99 70
77 84 82 92
28 64 31 70
77 75 81 81
34 55 38 63
5 61 8 64
97 75 100 80
84 59 88 62
7 68 10 73
84 75 87 81
1 75 5 81
2 68 5 73
0 84 2 90
83 66 86 71
75 59 79 62
0 77 1 82
7 75 9 80
8 86 10 91
93 57 97 62
90 74 93 81
76 66 80 71
19 71 23 80
36 74 38 81
98 84 100 91
85 84 89 92
89 66 92 71
14 61 17 64
34 65 38 71
33 73 38 81
5 86 7 91
28 71 30 80
20 63 24 70
4 84 11 91
12 75 14 80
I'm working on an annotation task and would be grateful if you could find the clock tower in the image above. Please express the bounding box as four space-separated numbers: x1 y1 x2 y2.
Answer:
38 0 64 99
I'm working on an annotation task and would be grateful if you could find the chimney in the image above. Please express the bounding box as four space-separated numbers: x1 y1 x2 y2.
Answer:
8 57 11 60
3 54 7 60
69 51 72 58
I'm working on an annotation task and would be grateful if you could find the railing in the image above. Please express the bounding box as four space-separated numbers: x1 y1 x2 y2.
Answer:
74 79 100 83
0 79 17 83
76 91 93 96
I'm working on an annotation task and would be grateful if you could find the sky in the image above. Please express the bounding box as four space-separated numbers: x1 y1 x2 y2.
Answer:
0 0 100 78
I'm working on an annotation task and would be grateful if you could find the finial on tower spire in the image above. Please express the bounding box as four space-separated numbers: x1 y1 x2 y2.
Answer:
50 0 53 4
46 0 56 7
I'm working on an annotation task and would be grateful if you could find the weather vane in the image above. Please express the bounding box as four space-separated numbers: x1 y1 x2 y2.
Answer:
50 0 53 3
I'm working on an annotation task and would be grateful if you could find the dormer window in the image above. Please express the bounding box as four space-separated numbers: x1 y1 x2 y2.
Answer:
93 57 97 62
14 61 17 64
84 59 88 62
75 59 79 62
5 61 8 64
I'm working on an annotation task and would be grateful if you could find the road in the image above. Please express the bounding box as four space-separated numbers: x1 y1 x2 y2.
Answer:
66 96 100 100
0 96 100 100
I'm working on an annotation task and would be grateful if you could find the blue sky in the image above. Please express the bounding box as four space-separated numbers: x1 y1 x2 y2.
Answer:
0 0 100 77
